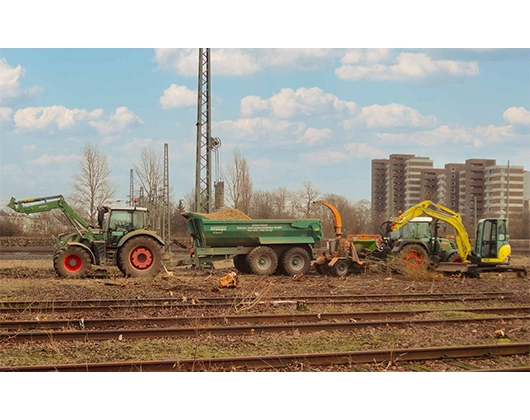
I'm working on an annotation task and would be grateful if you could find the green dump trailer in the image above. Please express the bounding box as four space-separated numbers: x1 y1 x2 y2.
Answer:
181 212 324 276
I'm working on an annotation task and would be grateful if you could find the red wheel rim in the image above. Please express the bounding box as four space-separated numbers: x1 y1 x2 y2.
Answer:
64 255 83 272
130 246 153 270
403 251 423 269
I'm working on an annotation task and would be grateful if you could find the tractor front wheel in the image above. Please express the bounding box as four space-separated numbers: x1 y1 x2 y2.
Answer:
118 236 163 277
54 246 91 278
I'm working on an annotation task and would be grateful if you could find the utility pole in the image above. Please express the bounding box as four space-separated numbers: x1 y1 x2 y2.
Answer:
506 160 510 220
195 48 213 213
129 169 134 206
162 143 170 250
194 48 222 213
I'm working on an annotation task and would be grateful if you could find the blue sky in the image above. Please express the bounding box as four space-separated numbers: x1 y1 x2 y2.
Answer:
1 4 529 209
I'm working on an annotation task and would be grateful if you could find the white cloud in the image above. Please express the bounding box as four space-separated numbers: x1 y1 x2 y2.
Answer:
241 87 358 119
14 105 104 131
300 149 350 165
154 48 343 77
344 142 385 158
22 144 35 152
341 48 392 64
376 124 516 147
89 106 143 135
0 58 42 104
503 107 530 125
155 48 260 76
159 84 196 109
0 106 13 122
121 137 154 150
343 103 438 128
300 142 384 166
215 117 305 143
28 154 79 165
336 52 479 82
297 127 333 145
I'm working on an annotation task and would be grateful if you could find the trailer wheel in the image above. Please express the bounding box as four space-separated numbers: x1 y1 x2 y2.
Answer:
246 246 278 275
398 244 429 270
233 254 251 274
331 259 350 277
118 236 163 277
54 246 91 278
281 247 311 276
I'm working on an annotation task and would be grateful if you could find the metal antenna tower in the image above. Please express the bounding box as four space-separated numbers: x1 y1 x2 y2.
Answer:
129 169 134 206
162 143 171 249
195 48 213 213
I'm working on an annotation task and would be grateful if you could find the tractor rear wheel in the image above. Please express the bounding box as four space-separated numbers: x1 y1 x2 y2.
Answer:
245 246 278 275
397 244 429 270
281 247 311 276
54 246 91 278
118 236 163 277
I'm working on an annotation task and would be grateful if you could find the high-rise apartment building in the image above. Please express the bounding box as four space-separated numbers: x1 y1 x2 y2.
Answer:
403 157 433 208
483 164 525 217
371 155 527 227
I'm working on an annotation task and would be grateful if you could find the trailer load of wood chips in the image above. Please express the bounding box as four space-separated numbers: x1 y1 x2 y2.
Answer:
196 208 251 220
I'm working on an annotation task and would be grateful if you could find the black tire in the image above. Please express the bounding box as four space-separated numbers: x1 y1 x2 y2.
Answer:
245 246 278 275
281 247 311 276
53 246 91 278
331 259 350 277
397 244 429 270
233 254 251 274
315 263 328 275
118 236 163 277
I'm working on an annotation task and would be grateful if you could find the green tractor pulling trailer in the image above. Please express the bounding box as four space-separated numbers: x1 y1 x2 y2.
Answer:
7 195 165 278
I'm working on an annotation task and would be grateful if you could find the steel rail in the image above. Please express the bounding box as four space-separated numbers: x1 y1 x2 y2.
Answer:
1 315 528 343
0 294 513 313
1 342 528 372
0 292 511 308
1 306 528 331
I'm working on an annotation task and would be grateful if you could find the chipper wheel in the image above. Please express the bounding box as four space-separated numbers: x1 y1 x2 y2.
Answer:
53 246 91 278
245 246 278 275
281 247 311 276
118 236 163 277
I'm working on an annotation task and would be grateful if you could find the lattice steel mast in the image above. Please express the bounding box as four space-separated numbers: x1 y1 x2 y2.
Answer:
195 48 212 213
162 143 170 249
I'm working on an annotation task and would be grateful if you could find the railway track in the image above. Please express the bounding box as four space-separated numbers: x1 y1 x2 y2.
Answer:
1 342 528 372
0 292 514 314
1 313 528 343
1 305 528 331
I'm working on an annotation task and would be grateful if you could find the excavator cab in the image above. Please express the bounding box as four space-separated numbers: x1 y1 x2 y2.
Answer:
474 218 511 264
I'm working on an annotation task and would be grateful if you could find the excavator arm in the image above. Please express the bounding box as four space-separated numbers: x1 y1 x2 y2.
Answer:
7 195 95 240
390 200 472 262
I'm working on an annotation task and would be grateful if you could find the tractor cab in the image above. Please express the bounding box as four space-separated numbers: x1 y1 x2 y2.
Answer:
102 206 149 247
473 218 510 264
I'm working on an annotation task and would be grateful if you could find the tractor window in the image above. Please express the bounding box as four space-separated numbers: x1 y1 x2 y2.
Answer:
132 211 146 229
109 211 134 231
416 223 431 238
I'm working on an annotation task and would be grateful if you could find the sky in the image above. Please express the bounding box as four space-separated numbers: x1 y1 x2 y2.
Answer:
1 4 529 212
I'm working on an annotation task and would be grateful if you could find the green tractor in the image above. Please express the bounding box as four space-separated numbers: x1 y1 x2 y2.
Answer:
7 195 165 278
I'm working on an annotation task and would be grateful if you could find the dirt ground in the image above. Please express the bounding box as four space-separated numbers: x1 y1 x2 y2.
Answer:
0 255 528 370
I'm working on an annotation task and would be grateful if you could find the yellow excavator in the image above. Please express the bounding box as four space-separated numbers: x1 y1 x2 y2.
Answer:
378 200 526 277
314 199 527 278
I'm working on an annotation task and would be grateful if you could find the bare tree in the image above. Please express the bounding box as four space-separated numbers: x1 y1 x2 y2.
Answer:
134 146 163 230
224 149 253 214
71 142 115 225
295 181 321 218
